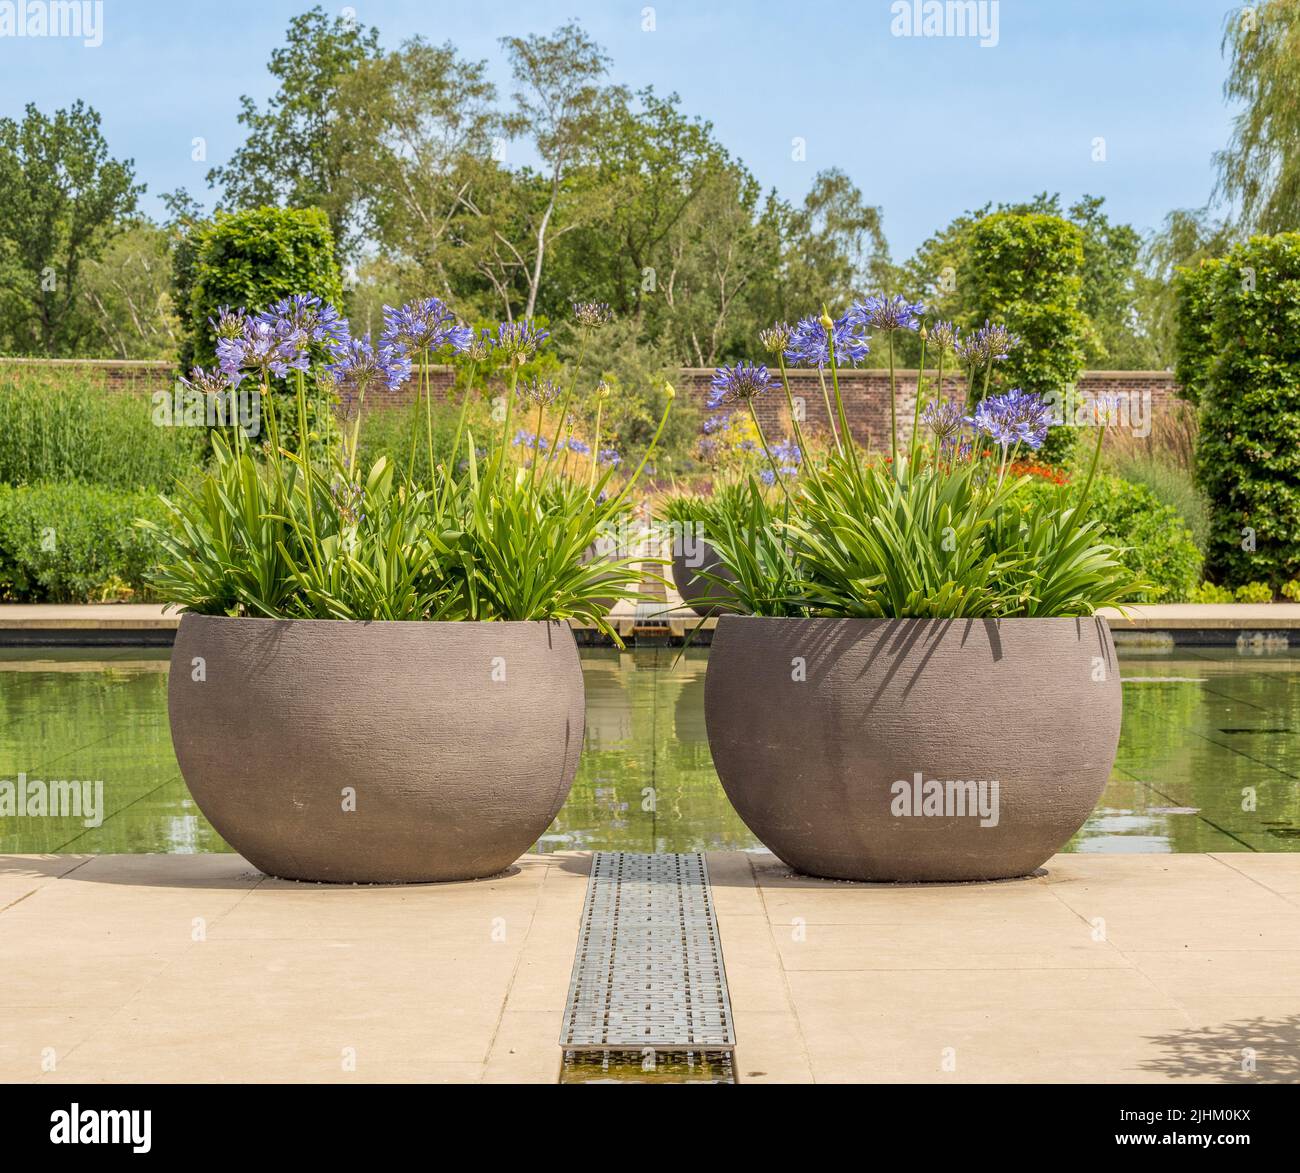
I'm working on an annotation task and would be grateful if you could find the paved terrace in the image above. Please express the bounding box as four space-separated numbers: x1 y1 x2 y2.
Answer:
3 852 1298 1083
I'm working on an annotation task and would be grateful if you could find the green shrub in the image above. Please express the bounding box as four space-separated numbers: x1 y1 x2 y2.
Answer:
1175 234 1300 589
1018 474 1202 603
1189 581 1235 603
0 482 166 602
0 369 201 490
1283 579 1300 602
959 212 1090 465
1234 581 1274 604
174 206 344 453
1107 450 1211 552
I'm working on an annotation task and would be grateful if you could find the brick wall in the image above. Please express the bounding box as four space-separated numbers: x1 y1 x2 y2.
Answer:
0 358 1182 450
678 368 1182 451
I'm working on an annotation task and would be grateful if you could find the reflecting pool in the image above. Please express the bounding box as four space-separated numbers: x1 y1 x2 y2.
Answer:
1 643 1297 855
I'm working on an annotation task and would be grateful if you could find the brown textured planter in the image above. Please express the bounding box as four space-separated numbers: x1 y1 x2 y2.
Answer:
704 616 1121 882
168 615 584 883
670 539 742 617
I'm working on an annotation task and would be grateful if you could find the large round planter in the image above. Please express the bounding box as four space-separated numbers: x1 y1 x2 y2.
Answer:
704 616 1121 882
168 615 585 883
670 539 742 617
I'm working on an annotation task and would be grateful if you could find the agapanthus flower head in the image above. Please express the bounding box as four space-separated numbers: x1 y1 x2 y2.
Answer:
851 294 925 333
710 361 776 404
784 314 870 368
958 320 1020 367
567 437 591 455
922 399 966 447
573 301 614 329
970 388 1051 450
326 333 412 394
259 293 350 353
761 436 803 485
512 429 550 451
463 329 495 362
758 321 793 356
702 412 731 435
493 319 549 363
180 366 233 397
595 380 612 400
217 318 309 386
209 306 249 341
520 376 561 406
927 320 962 355
598 448 622 467
380 297 472 355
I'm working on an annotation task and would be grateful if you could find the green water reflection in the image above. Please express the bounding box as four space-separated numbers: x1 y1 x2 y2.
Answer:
1 644 1297 855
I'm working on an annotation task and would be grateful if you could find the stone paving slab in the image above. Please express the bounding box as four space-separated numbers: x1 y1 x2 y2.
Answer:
5 851 1300 1084
709 851 1300 1084
0 852 590 1084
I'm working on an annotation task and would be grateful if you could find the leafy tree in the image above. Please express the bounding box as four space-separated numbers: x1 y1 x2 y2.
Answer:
498 22 625 320
1216 2 1300 234
207 5 381 258
79 218 178 359
342 36 500 311
0 101 141 355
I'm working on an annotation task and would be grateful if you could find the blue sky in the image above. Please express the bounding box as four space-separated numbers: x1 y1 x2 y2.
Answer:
0 0 1238 258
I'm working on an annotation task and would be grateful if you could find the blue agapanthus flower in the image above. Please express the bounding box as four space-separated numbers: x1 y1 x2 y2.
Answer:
597 448 622 467
850 294 925 333
710 361 777 403
327 334 412 394
784 314 870 367
380 297 472 355
702 412 730 435
760 436 802 485
216 317 309 386
259 293 350 353
970 388 1051 450
566 437 591 455
512 429 550 450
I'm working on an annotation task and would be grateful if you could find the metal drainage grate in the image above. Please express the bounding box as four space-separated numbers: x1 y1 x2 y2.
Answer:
561 852 735 1055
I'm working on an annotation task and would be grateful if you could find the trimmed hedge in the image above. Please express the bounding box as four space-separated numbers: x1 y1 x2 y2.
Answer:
0 483 166 602
1174 233 1300 589
959 212 1091 465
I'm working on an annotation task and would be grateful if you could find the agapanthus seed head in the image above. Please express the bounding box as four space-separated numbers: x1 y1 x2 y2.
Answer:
520 376 561 406
758 322 793 355
573 301 614 329
922 399 966 447
927 320 961 354
180 366 233 397
494 319 549 363
464 329 495 362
